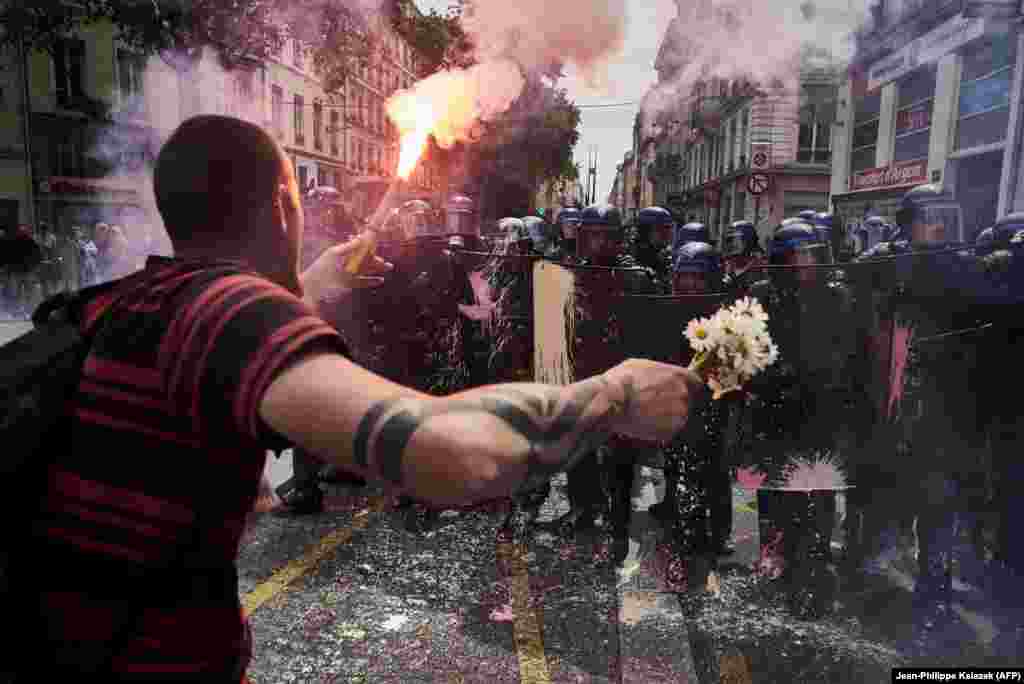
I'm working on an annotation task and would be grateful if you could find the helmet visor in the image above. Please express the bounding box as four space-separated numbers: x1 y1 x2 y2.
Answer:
789 242 833 266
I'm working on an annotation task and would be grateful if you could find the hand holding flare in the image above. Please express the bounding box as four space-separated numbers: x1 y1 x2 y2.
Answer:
342 98 434 280
684 297 779 400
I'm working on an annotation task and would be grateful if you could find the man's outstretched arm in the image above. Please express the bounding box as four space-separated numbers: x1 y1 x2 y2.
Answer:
260 352 699 506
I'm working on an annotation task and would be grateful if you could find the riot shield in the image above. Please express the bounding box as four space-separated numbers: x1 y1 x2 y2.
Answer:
533 260 575 386
613 293 730 365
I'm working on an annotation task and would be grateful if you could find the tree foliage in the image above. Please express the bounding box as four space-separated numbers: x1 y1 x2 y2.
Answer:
0 0 370 84
387 0 475 78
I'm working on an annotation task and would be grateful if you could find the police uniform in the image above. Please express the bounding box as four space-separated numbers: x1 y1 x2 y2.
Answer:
722 220 767 294
539 204 655 562
631 207 675 293
648 242 736 558
744 220 857 474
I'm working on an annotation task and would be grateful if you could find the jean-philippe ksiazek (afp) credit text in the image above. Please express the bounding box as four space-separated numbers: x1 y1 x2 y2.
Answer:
893 669 1024 682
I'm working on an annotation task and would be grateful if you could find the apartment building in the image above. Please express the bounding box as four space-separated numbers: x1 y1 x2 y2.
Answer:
831 0 1024 244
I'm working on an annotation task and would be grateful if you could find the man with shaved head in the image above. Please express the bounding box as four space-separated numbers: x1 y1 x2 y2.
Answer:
11 115 702 680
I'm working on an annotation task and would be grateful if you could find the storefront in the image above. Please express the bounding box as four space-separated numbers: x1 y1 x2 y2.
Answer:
835 12 1021 242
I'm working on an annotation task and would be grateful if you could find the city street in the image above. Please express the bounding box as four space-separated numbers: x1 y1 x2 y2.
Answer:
239 454 1009 683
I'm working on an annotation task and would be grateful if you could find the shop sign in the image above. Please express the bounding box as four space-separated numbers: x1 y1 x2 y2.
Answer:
895 103 931 135
850 159 928 192
867 14 988 91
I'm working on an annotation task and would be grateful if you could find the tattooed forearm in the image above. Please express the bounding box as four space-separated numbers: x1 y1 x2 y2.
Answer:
351 373 636 495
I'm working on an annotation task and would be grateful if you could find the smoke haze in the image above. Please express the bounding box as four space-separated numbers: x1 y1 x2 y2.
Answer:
387 0 629 148
639 0 871 135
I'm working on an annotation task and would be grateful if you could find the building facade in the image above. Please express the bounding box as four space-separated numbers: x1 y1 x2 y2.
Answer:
644 4 840 245
831 0 1024 244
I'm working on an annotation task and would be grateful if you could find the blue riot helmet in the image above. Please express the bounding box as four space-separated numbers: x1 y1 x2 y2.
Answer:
637 206 674 247
499 217 529 253
672 221 709 256
993 212 1024 248
522 216 551 254
723 220 759 258
580 203 623 229
861 215 888 250
798 209 819 222
557 207 582 241
579 203 623 264
896 183 962 246
672 241 722 294
769 219 831 265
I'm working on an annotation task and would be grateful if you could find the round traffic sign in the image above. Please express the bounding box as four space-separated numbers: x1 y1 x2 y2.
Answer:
747 173 770 195
752 151 768 168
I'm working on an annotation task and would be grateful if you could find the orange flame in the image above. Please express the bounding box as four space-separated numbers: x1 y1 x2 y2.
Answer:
392 96 434 180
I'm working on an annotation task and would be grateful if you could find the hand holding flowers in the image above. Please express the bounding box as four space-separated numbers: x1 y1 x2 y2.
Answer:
684 297 779 400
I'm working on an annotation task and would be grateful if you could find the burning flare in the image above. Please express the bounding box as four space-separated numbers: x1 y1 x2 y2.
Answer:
389 93 435 179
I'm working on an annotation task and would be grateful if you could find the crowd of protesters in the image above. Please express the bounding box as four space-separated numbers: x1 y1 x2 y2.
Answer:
0 219 161 320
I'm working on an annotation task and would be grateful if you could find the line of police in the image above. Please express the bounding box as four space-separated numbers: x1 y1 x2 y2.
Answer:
276 184 1024 658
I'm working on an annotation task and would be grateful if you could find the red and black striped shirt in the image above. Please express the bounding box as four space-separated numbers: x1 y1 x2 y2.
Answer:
23 256 347 680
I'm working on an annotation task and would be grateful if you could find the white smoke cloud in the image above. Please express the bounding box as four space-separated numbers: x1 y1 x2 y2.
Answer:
88 47 267 276
387 0 629 149
640 0 872 137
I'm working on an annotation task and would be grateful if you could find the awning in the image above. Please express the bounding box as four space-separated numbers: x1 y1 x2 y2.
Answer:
40 176 140 196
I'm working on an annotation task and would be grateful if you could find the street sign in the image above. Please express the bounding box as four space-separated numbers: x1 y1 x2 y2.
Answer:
751 143 771 171
747 173 771 195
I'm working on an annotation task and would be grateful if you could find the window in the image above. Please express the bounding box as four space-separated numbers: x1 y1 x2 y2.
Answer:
53 38 86 107
293 39 303 68
330 110 340 156
297 165 308 191
271 86 284 138
294 94 304 144
116 49 145 105
357 140 364 170
893 66 935 163
314 101 323 150
956 34 1017 150
797 85 834 164
318 167 329 187
851 90 881 173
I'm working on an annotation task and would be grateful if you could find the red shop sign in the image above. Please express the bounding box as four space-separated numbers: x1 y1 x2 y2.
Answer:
850 159 928 192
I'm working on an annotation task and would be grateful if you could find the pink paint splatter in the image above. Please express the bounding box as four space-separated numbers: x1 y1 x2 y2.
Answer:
888 323 913 420
489 603 515 622
756 529 785 579
736 466 767 490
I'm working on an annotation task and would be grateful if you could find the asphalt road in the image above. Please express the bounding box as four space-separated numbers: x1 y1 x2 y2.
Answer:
242 453 1016 683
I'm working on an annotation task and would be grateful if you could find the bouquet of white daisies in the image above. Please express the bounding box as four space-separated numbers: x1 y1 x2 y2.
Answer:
685 297 779 400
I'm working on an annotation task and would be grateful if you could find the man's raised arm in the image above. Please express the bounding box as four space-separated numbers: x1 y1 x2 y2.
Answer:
259 352 701 507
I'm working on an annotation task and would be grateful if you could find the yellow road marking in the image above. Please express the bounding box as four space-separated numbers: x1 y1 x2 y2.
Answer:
497 541 552 684
719 651 753 684
242 496 389 616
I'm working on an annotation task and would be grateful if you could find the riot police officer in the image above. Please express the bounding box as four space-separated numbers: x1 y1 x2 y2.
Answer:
649 243 735 557
873 184 1001 648
673 221 710 257
557 207 582 261
747 218 856 474
537 203 656 565
633 206 675 291
722 220 766 292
